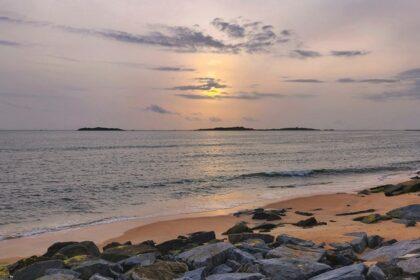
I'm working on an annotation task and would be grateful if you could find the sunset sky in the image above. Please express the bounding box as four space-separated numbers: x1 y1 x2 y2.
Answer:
1 0 420 130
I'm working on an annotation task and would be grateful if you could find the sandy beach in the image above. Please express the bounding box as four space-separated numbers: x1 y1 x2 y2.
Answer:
1 177 419 264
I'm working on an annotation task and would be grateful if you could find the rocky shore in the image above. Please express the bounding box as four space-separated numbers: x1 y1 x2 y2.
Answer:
1 177 420 280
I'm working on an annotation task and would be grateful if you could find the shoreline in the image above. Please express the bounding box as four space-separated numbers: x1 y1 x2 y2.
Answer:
0 172 417 264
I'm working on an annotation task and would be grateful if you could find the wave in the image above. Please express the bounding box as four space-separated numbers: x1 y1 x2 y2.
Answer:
238 160 420 179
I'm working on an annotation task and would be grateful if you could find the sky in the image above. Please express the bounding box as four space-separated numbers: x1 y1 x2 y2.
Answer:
1 0 420 130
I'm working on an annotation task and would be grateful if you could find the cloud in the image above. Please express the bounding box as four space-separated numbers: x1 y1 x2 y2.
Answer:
185 116 202 121
336 78 357 83
285 79 324 83
336 78 398 83
0 39 21 47
290 49 322 59
0 15 295 54
209 117 222 122
149 66 195 72
169 77 228 91
397 68 420 80
330 50 369 57
175 91 313 100
144 104 178 114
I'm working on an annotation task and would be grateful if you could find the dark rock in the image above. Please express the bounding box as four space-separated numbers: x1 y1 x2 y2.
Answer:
352 213 390 224
326 245 358 267
73 259 117 280
366 265 385 280
252 209 284 221
211 263 233 274
266 244 326 262
367 235 384 249
156 238 191 254
89 274 113 280
129 261 188 280
228 233 274 244
187 231 216 244
380 239 397 247
45 268 81 277
175 242 235 269
350 233 368 254
276 234 316 248
8 255 50 274
102 243 158 262
223 222 253 235
336 209 375 216
206 273 265 280
229 248 256 264
43 242 79 258
295 217 326 228
258 258 331 280
53 242 100 259
35 275 79 280
387 204 420 221
251 223 277 232
178 266 206 280
13 260 64 280
362 239 420 262
308 263 366 280
375 260 403 278
235 238 271 255
102 241 131 251
295 211 314 216
63 255 97 268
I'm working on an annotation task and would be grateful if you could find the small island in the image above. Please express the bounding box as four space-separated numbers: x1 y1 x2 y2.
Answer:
77 127 124 131
197 126 320 131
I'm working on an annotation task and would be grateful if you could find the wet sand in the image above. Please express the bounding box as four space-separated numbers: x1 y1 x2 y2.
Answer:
1 184 419 264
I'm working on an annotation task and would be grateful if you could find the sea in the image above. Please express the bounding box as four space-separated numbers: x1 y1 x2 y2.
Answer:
0 130 419 241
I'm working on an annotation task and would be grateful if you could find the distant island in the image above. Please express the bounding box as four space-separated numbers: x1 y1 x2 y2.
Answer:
197 126 321 131
77 127 124 131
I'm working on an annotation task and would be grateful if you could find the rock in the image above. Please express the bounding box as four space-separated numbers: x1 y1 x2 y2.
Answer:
367 235 384 249
397 257 420 276
45 268 81 277
371 180 420 196
266 244 326 262
101 243 157 262
223 222 253 235
258 258 331 280
350 234 368 254
13 260 64 280
53 242 101 259
35 275 79 280
366 265 385 280
375 260 403 278
175 242 235 269
326 246 358 267
336 209 376 216
89 274 113 280
129 261 187 280
276 234 316 248
63 255 97 267
235 239 271 255
228 233 274 244
211 263 233 274
206 273 265 280
8 255 50 274
157 238 192 254
118 252 159 271
362 239 420 262
387 205 420 221
295 211 314 216
73 259 117 280
102 241 131 251
187 231 215 244
380 239 397 247
43 242 79 258
0 265 9 279
308 263 366 280
177 267 206 280
294 217 326 228
352 214 390 224
251 223 277 232
229 248 256 264
252 209 283 221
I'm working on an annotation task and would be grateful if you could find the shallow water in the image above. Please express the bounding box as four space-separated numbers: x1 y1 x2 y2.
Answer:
0 130 419 240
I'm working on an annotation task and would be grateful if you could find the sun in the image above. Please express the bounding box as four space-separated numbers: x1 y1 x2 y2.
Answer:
204 87 223 97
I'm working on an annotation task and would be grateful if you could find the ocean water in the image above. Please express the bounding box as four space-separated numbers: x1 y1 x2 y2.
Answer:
0 130 419 240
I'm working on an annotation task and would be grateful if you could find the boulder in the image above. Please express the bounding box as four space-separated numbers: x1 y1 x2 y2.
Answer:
308 263 366 280
266 244 326 262
187 231 215 244
223 222 253 235
45 268 81 277
43 242 79 258
129 261 187 280
206 273 264 280
326 247 357 267
8 255 50 274
276 234 316 248
53 242 101 259
353 214 387 224
0 265 9 279
210 263 233 274
362 239 420 262
387 204 420 221
397 257 420 276
101 243 157 262
63 255 97 268
258 258 331 280
251 223 277 232
176 242 235 269
157 238 192 254
13 260 64 280
229 248 256 264
72 259 117 280
350 235 368 254
118 252 159 271
294 217 326 228
88 274 113 280
251 209 283 221
235 239 271 255
35 275 79 280
228 233 274 244
177 267 206 280
366 265 385 280
367 235 384 249
102 241 131 251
